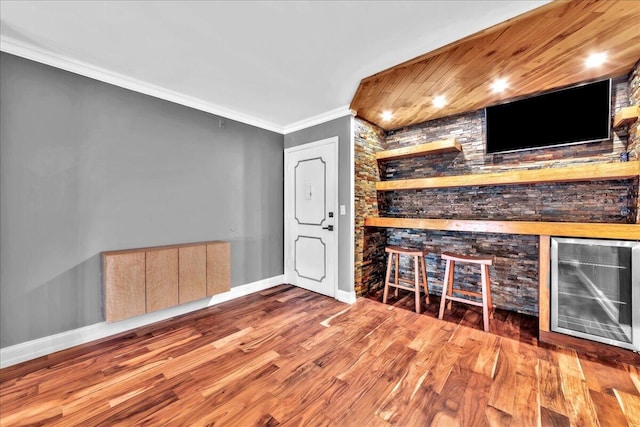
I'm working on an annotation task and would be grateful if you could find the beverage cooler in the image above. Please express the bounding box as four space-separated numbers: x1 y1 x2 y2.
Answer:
550 237 639 352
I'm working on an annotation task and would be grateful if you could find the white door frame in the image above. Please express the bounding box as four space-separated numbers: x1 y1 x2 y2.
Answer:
284 136 339 298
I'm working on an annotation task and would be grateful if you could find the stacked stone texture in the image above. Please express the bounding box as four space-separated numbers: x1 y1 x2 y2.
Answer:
353 68 640 315
354 118 386 295
386 231 539 315
629 59 640 161
628 60 640 222
380 180 635 224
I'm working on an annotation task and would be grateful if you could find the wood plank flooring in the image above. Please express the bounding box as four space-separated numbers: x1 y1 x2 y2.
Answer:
1 284 639 426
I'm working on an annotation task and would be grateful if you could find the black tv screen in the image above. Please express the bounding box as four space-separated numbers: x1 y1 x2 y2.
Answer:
485 79 611 154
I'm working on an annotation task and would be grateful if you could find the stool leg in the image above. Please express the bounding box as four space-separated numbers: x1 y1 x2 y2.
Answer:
438 259 453 320
420 255 429 304
480 263 490 332
394 253 399 298
383 252 393 304
446 260 454 310
414 255 421 314
485 264 494 320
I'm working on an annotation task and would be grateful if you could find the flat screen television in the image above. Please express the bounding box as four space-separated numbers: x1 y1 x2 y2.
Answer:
485 79 611 154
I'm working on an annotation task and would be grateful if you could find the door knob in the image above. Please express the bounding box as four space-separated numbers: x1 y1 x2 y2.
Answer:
322 225 334 231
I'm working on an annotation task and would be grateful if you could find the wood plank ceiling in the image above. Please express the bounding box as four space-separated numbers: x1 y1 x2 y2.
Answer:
350 0 640 131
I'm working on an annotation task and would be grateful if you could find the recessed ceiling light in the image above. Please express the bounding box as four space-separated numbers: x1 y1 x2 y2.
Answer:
491 78 508 92
381 110 393 121
585 52 607 68
433 95 447 108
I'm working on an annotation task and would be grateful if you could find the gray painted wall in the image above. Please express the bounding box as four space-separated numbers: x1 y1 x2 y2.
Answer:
0 53 284 347
284 115 353 293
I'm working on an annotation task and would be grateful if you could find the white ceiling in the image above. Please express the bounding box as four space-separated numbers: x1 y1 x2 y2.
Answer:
0 1 550 133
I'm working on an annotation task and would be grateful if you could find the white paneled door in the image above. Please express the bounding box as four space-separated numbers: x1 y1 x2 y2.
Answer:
284 137 338 298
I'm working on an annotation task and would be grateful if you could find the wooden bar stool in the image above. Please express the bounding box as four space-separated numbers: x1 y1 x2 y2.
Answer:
438 251 495 332
383 246 430 314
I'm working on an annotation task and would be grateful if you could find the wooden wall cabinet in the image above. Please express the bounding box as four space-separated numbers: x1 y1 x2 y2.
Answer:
103 241 230 322
103 252 146 322
178 245 207 304
206 242 231 296
146 248 179 313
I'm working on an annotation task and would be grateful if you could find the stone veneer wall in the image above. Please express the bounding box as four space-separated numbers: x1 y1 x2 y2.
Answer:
628 59 640 160
386 231 540 314
379 180 636 223
354 118 386 295
628 60 640 223
354 72 639 316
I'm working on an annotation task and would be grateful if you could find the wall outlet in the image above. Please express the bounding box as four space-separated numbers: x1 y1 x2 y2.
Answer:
340 205 346 215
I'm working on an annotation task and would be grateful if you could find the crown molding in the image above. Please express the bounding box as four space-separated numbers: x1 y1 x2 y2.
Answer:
283 105 354 134
0 35 285 134
1 36 357 136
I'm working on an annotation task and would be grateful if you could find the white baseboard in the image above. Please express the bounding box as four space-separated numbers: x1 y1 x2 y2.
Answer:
0 275 284 369
336 289 357 304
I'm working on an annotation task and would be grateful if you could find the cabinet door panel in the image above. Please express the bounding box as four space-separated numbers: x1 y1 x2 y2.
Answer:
103 252 146 322
146 248 179 312
207 242 230 296
179 245 207 303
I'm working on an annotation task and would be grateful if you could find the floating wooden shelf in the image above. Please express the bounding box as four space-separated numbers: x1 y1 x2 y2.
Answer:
364 217 640 240
375 138 461 161
376 161 640 191
613 105 640 128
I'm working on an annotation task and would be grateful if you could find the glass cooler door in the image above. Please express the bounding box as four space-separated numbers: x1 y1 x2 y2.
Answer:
551 237 639 351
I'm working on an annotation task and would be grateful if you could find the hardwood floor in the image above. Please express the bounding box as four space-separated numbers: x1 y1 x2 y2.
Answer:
1 284 639 426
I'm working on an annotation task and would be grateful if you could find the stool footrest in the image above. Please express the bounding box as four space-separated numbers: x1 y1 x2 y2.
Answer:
387 282 422 292
444 295 484 308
